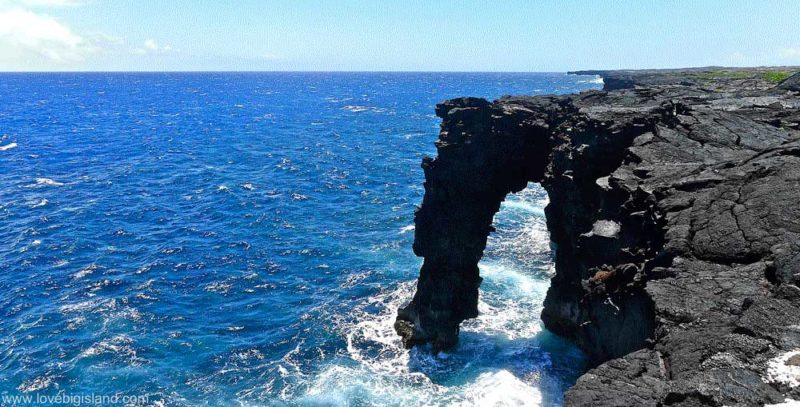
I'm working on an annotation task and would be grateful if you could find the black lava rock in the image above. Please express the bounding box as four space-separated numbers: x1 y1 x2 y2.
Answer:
396 68 800 406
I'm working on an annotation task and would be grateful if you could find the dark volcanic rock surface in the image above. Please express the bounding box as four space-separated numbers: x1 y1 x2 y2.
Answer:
780 71 800 92
395 68 800 406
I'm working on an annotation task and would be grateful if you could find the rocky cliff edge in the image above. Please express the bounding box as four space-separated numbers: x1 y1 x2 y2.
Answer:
395 68 800 406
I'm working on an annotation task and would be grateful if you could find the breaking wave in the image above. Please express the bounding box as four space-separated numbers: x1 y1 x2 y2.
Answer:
281 183 584 406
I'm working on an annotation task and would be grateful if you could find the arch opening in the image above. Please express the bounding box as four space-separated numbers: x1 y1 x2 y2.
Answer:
395 96 657 366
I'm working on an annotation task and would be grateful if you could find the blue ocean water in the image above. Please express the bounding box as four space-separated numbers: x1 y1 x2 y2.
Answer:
0 73 601 406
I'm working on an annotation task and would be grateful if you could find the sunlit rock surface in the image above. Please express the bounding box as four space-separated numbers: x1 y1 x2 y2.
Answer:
397 67 800 406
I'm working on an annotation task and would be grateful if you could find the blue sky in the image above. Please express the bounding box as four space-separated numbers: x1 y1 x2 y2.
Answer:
1 0 799 71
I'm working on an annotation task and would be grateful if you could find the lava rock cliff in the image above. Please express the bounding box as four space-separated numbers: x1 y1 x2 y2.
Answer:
396 68 800 406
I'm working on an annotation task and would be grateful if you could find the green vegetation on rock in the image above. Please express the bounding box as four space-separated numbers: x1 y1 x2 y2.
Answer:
763 71 795 83
697 70 753 80
695 69 798 84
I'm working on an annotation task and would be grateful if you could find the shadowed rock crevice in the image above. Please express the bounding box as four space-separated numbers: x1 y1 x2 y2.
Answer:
396 68 800 406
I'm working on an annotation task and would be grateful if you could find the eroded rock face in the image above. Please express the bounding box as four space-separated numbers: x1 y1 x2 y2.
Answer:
396 69 800 405
778 72 800 92
395 96 555 351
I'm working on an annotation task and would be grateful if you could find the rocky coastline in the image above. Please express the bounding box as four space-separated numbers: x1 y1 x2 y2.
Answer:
395 67 800 406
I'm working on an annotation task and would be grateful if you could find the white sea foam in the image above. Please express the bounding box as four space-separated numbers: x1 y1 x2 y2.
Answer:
59 298 117 314
78 334 146 365
294 265 558 405
456 370 542 407
287 182 570 405
28 198 48 208
342 105 390 114
577 76 604 85
489 184 553 272
501 199 545 216
766 399 800 407
488 216 552 272
18 374 57 392
470 262 547 339
399 225 415 234
205 281 233 294
0 142 18 151
501 186 548 215
342 105 371 113
73 264 98 280
479 262 547 298
765 350 800 388
34 177 64 187
291 282 436 404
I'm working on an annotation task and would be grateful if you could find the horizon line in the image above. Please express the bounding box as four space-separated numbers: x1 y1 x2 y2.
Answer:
0 70 581 74
1 65 797 75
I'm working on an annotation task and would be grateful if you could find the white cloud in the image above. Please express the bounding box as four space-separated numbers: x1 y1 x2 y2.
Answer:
9 0 83 7
144 39 158 51
0 8 88 64
781 47 800 59
132 39 173 56
0 1 178 69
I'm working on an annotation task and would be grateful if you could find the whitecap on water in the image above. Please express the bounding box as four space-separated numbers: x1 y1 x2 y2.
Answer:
0 142 18 151
342 105 390 114
399 225 415 234
27 198 48 208
34 177 64 187
205 281 233 294
18 373 58 392
52 259 69 267
77 334 146 365
342 105 371 113
59 298 117 314
73 264 100 280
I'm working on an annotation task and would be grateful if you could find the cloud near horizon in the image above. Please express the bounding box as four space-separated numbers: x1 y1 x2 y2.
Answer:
782 48 800 59
0 0 177 69
0 8 88 64
131 39 173 56
6 0 82 6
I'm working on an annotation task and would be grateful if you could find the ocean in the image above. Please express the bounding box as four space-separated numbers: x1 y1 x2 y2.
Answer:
0 72 601 406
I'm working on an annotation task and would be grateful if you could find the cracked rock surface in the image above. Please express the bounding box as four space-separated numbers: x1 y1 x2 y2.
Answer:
395 68 800 406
